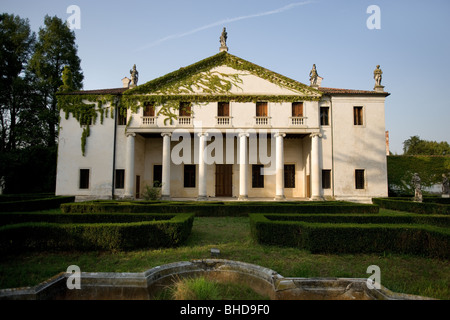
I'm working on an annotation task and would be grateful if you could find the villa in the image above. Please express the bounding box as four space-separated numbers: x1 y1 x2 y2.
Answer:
55 32 390 203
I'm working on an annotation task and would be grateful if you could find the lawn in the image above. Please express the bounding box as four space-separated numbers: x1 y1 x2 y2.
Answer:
0 210 449 300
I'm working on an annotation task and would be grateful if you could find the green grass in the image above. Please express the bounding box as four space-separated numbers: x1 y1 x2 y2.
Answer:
154 276 270 300
0 210 449 299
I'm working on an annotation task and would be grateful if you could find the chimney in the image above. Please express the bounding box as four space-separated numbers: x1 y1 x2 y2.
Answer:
122 77 131 88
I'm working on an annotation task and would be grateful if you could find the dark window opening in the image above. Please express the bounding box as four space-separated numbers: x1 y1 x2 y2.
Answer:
322 169 331 189
184 164 196 188
79 169 90 189
252 164 264 188
284 164 295 188
115 169 125 189
153 165 162 187
355 169 365 189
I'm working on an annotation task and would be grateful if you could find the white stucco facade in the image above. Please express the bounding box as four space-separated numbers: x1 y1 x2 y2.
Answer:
55 52 389 203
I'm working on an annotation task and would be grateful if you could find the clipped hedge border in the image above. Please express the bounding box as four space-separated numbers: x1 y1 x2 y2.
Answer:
373 198 450 215
61 201 379 216
0 213 194 254
250 214 450 259
0 196 75 212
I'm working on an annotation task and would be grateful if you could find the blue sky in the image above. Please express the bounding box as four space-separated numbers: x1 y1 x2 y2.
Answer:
2 0 449 154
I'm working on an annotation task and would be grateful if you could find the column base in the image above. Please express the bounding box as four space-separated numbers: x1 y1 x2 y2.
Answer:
274 195 286 201
197 195 208 201
161 195 171 201
238 195 248 201
311 196 324 201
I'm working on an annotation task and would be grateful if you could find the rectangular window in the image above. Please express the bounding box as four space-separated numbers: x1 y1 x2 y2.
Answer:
322 169 331 189
117 107 127 125
252 164 264 188
143 103 155 117
218 102 230 117
353 106 363 125
355 169 365 189
320 107 329 126
115 169 125 189
256 102 268 117
184 164 196 188
79 169 90 189
153 165 162 187
284 164 295 188
292 102 303 117
179 102 192 117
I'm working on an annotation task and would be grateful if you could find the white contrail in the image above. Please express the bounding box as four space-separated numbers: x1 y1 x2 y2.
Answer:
137 1 315 51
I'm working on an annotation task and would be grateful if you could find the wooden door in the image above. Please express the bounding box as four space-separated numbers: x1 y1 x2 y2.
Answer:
215 164 232 197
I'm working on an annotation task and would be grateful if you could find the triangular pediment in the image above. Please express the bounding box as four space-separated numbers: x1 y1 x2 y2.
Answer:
124 52 322 99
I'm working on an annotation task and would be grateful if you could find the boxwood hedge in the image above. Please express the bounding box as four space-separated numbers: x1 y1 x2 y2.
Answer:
0 213 194 254
373 198 450 215
0 196 75 212
61 200 379 216
250 214 449 259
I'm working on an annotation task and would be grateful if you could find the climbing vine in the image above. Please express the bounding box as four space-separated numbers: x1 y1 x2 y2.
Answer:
56 52 322 156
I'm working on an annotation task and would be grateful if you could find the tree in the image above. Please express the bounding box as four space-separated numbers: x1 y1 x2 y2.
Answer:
0 13 37 151
28 15 83 148
403 136 450 156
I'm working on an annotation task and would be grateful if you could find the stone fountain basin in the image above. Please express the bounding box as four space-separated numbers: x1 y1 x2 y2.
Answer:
0 259 432 300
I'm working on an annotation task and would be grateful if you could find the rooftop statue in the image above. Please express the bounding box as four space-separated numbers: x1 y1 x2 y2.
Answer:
130 64 139 86
374 65 382 87
220 27 228 48
309 64 319 86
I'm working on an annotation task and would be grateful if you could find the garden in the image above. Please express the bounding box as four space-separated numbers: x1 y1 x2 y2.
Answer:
0 195 449 299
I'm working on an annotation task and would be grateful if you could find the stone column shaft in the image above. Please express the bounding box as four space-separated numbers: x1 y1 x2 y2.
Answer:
275 133 286 200
124 133 136 198
239 133 249 200
161 133 172 200
310 132 323 200
197 133 208 201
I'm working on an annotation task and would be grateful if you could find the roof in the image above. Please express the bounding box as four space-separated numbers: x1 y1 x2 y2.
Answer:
59 52 389 98
319 87 390 97
60 87 128 95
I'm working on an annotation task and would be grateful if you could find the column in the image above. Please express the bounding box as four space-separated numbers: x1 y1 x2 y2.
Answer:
161 133 172 200
124 132 136 199
197 132 208 201
310 132 323 200
275 132 286 200
238 132 249 200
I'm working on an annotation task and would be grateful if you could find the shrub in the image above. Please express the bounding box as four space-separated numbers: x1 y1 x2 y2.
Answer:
0 213 194 254
61 201 379 216
250 214 450 259
0 196 75 212
372 198 450 215
142 182 162 201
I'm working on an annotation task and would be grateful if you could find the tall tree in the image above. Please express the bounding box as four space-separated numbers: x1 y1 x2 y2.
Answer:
28 15 83 147
0 13 36 151
403 136 450 156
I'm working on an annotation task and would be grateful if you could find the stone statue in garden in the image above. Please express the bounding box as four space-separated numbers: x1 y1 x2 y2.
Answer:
411 173 423 202
442 174 449 198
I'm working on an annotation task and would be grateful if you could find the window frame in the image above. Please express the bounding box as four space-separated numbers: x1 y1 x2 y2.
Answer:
284 164 296 189
115 169 125 189
79 168 90 190
291 102 304 117
184 164 196 188
322 169 331 189
179 102 192 117
320 107 330 126
355 169 365 189
353 106 364 126
252 164 265 188
256 101 268 117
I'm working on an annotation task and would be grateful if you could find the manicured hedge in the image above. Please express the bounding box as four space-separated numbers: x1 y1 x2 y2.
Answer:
0 213 194 254
0 196 75 212
250 214 450 259
373 198 450 215
61 200 379 216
